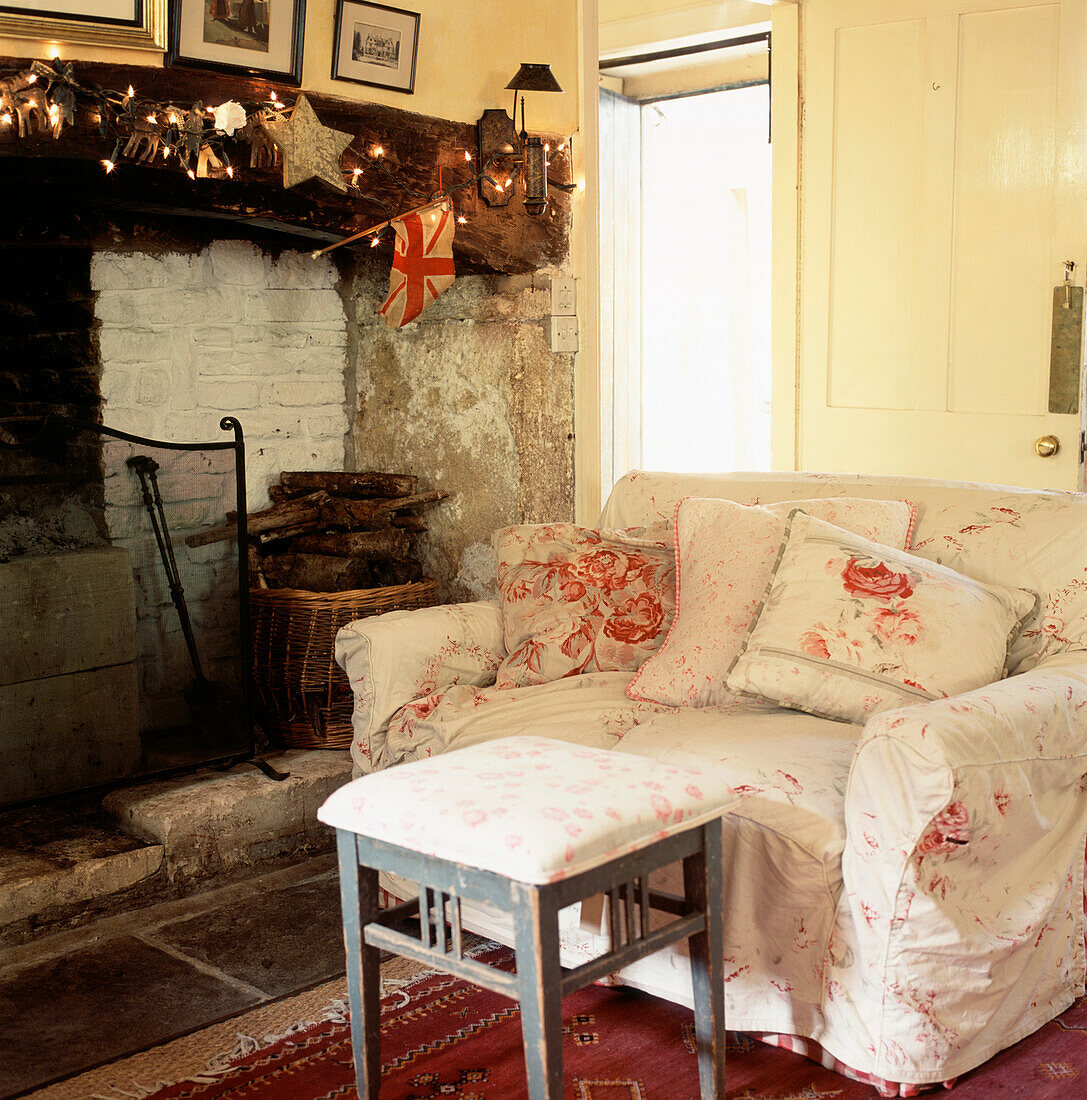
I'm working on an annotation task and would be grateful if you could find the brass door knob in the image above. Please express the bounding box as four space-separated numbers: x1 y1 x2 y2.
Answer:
1035 434 1061 458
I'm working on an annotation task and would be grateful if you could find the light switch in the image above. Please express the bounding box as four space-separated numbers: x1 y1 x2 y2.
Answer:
551 277 577 316
547 316 579 353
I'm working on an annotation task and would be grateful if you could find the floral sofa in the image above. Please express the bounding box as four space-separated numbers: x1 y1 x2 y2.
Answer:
334 470 1087 1096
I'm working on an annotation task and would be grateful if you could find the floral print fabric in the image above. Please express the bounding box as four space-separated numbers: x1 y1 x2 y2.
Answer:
493 523 675 688
627 496 916 707
334 600 505 775
726 512 1036 723
600 469 1087 675
317 735 737 884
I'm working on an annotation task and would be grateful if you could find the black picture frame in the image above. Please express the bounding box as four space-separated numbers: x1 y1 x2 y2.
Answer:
332 0 419 95
168 0 306 86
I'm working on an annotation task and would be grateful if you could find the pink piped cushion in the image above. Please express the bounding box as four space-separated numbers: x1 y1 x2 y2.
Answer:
317 736 736 884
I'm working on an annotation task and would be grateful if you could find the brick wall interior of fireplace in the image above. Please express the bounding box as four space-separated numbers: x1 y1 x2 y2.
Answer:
0 239 350 806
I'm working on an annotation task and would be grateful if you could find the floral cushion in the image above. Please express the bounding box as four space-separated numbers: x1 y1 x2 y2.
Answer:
627 496 916 707
335 601 505 774
317 735 737 884
725 512 1036 723
493 523 675 689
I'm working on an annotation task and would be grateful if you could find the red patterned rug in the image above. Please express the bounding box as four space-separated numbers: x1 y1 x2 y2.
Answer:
145 944 1087 1099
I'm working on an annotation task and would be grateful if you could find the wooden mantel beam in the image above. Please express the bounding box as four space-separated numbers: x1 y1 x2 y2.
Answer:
0 59 572 275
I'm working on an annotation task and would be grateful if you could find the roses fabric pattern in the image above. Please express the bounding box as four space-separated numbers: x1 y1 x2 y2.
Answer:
725 512 1037 723
627 496 917 708
493 523 675 689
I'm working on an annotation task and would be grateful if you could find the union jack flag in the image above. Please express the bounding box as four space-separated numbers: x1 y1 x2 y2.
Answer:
379 204 456 328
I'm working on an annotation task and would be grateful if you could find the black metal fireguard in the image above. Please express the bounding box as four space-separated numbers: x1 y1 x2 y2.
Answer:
0 415 284 810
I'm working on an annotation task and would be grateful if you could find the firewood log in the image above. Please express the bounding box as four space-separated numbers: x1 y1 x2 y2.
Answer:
289 528 412 561
318 490 449 529
185 492 330 547
276 471 419 499
261 552 374 592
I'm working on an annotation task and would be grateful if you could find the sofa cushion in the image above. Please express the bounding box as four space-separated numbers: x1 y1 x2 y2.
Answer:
628 496 916 708
600 470 1087 675
318 735 738 884
726 512 1036 722
493 523 674 688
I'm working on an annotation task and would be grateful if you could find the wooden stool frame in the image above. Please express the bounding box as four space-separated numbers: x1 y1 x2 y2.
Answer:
335 818 726 1099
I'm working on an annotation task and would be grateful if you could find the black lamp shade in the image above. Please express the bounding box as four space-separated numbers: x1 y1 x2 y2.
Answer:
505 64 563 93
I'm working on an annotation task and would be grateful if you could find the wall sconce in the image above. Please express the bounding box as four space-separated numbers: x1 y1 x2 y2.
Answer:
478 63 565 216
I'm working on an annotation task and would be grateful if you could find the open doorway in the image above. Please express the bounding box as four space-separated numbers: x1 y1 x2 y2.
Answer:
600 75 771 480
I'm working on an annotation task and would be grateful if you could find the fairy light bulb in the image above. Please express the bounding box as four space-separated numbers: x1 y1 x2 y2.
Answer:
505 177 512 187
27 73 37 85
369 235 380 247
48 46 61 59
557 142 566 151
464 150 471 162
226 166 234 178
544 142 550 152
146 113 157 124
457 215 467 225
127 85 135 98
168 112 178 125
186 168 195 180
494 182 504 193
101 159 115 173
1 112 11 126
163 147 171 159
373 145 384 158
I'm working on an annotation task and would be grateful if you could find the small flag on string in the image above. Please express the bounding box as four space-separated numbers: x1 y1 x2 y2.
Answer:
379 203 456 328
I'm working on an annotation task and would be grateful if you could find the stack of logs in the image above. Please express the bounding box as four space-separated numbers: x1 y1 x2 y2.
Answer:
185 470 447 591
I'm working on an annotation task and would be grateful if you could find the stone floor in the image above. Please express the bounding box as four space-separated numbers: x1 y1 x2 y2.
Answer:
0 852 346 1099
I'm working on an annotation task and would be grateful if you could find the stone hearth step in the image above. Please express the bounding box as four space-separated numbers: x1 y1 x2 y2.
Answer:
0 796 164 943
103 749 352 883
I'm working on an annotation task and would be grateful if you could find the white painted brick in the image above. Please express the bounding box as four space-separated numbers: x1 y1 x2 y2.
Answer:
91 252 170 290
192 326 235 347
306 415 346 440
269 251 338 290
162 252 209 285
195 380 261 409
193 346 265 377
267 380 344 406
134 287 248 326
244 288 345 324
95 293 139 325
137 368 173 407
208 240 269 285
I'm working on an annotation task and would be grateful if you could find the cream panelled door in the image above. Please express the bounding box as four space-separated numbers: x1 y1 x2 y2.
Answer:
799 0 1087 489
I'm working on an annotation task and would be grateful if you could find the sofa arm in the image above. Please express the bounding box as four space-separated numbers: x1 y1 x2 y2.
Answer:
334 600 504 775
830 653 1087 1082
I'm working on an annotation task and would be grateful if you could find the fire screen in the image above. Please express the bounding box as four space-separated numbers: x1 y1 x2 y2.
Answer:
0 416 255 808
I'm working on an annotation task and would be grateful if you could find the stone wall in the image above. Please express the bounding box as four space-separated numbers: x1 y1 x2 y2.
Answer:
349 261 576 602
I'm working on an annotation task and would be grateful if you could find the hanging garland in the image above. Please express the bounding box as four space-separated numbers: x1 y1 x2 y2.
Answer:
0 58 571 254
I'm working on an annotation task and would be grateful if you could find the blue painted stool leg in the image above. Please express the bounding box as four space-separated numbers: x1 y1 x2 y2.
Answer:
512 881 564 1100
684 822 726 1099
337 829 383 1098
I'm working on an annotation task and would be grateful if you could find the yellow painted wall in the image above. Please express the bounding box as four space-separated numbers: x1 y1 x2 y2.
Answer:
0 1 580 133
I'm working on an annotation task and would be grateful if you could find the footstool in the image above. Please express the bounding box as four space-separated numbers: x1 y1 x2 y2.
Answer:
318 735 738 1099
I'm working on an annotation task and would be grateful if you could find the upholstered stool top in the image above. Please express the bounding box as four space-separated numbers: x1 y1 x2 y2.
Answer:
318 735 736 884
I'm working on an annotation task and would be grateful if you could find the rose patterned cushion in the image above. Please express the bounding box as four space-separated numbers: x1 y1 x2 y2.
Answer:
493 523 675 689
335 601 505 774
627 496 916 707
317 735 737 884
725 511 1036 723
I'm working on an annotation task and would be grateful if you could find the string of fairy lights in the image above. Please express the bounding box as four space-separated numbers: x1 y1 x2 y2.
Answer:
0 57 574 253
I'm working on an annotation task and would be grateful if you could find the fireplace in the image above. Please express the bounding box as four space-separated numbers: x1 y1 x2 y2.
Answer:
0 415 252 807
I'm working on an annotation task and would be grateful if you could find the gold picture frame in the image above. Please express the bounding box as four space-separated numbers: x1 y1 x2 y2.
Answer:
0 1 168 52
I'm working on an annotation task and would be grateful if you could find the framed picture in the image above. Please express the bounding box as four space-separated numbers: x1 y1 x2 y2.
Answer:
0 1 167 50
332 1 418 94
169 0 305 85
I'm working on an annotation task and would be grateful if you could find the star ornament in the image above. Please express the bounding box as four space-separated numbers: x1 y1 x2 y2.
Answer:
263 95 353 193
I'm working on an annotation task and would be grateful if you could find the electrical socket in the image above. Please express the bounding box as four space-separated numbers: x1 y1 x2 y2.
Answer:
550 277 577 316
547 315 579 353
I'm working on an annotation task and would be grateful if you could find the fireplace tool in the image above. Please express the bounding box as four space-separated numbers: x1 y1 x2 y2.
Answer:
127 454 287 781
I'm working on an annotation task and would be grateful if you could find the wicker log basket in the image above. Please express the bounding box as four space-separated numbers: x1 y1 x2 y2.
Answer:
250 580 439 749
